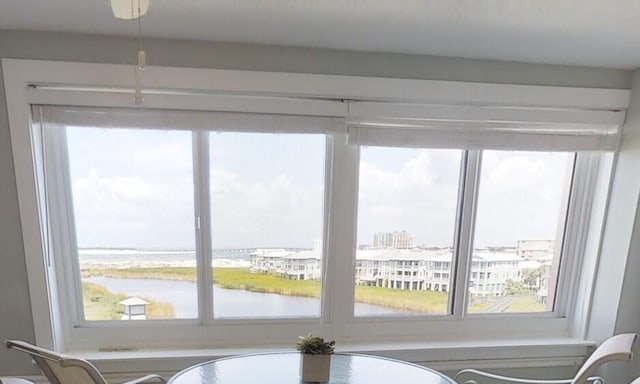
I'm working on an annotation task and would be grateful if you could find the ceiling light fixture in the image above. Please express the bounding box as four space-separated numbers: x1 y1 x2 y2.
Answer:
110 0 150 20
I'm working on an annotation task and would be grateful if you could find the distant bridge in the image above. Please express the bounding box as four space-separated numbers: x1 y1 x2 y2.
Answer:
212 248 312 254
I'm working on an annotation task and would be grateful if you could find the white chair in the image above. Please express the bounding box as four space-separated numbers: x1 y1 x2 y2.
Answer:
0 379 34 384
455 333 637 384
5 340 166 384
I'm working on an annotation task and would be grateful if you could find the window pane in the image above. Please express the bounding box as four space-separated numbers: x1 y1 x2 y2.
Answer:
355 147 463 316
468 150 574 314
211 133 325 318
64 127 197 321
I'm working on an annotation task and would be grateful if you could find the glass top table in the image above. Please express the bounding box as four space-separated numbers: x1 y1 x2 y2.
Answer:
168 352 456 384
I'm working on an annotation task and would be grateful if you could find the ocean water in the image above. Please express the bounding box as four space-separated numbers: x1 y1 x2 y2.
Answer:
78 249 251 267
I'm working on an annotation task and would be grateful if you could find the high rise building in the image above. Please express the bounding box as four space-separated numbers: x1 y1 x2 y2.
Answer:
373 231 413 249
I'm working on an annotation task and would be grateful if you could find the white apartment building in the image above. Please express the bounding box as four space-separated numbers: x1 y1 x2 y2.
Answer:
249 249 291 275
250 248 322 280
282 250 322 280
517 239 555 261
251 246 544 297
355 249 452 291
468 251 526 297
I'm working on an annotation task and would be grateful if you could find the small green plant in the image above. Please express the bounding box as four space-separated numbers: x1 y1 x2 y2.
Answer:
296 334 335 355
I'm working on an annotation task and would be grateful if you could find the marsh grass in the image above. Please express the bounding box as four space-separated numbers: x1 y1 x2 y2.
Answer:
82 281 175 320
81 267 510 314
82 267 447 314
354 285 448 313
213 268 320 297
82 267 197 282
504 295 546 313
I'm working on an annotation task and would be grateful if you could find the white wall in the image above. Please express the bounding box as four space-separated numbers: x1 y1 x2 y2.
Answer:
0 29 635 377
0 59 39 376
600 68 640 383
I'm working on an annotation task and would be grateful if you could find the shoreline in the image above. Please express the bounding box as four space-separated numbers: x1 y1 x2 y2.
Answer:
80 259 250 269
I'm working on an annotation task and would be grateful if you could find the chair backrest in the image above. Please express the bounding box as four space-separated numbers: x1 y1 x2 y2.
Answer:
5 340 108 384
572 333 637 384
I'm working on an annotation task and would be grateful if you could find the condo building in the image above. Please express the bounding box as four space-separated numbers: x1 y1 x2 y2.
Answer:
249 240 550 298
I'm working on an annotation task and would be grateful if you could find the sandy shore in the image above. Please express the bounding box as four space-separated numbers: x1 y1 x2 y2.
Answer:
79 259 250 269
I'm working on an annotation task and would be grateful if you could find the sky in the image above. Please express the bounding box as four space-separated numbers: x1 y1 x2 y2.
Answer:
64 125 573 250
66 127 324 249
358 147 573 247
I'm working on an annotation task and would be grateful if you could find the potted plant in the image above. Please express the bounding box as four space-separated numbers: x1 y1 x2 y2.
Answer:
296 334 335 382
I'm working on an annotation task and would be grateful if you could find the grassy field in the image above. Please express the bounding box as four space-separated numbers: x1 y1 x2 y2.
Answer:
81 267 541 314
355 285 449 314
504 296 546 313
82 281 175 320
83 266 197 282
214 268 320 297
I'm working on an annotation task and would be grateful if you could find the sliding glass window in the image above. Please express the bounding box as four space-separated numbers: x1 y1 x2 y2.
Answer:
355 147 462 316
209 132 326 318
28 100 617 348
65 126 197 320
468 150 574 314
35 106 333 324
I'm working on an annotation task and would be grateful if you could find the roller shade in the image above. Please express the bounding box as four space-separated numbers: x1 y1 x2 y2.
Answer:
33 100 622 151
32 105 341 135
345 102 622 151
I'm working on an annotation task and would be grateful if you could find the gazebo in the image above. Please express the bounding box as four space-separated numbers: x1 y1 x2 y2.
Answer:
120 297 149 320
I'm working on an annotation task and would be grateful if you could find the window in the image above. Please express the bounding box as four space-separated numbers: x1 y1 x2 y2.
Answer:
209 132 325 318
6 61 624 351
353 144 575 316
355 147 462 316
31 104 615 346
65 128 327 321
469 151 574 314
34 106 333 333
65 126 197 320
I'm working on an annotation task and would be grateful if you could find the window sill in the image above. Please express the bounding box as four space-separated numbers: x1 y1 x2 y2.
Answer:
73 338 593 376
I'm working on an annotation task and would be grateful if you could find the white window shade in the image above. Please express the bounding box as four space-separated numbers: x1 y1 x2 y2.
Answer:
346 102 622 151
33 105 341 135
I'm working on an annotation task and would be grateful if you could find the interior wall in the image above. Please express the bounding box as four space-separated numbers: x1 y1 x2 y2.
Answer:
0 30 632 87
602 68 640 383
0 58 38 376
0 29 634 377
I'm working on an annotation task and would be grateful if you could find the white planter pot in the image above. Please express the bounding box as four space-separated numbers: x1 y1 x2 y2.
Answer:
300 354 331 383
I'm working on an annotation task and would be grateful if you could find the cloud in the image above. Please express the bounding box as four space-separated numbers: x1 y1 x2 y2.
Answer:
358 148 460 247
66 125 572 250
72 169 195 249
68 128 324 249
210 169 322 248
473 151 572 246
357 148 572 248
67 127 196 249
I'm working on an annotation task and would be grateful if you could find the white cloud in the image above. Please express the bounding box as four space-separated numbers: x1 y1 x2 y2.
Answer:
474 151 572 246
68 128 324 249
210 169 322 248
358 148 460 247
66 125 572 250
357 148 573 248
72 168 195 248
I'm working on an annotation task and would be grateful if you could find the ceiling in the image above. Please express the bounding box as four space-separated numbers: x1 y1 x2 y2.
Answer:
2 0 640 69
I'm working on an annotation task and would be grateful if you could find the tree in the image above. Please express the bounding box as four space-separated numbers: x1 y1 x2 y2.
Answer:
522 267 543 290
503 279 528 295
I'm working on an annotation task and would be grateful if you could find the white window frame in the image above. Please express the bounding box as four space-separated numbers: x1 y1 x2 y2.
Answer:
38 110 336 329
2 59 629 356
